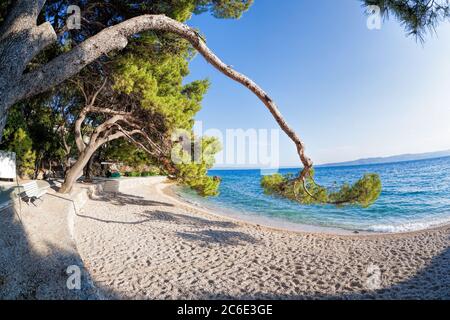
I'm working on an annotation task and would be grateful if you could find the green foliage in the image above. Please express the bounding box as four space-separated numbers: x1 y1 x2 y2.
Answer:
124 170 160 177
0 100 69 178
329 173 382 208
141 167 161 176
174 136 222 196
113 47 209 131
111 33 222 197
0 0 248 193
363 0 450 41
195 0 254 19
104 140 150 168
261 170 382 208
125 171 142 177
6 128 36 177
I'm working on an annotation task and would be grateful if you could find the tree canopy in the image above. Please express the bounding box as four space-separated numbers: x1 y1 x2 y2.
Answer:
261 171 382 208
0 0 390 206
0 0 244 195
363 0 450 41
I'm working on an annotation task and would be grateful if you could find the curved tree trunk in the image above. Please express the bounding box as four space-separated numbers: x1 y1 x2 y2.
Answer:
0 3 313 176
83 151 96 182
59 147 96 194
0 0 56 138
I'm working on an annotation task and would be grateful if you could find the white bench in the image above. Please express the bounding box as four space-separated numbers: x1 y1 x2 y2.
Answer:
21 181 47 205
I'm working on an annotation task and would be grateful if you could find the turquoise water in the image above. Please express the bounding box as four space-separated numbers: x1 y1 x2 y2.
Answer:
178 156 450 233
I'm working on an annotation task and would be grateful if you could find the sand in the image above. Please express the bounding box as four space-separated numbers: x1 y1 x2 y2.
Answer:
73 177 449 300
0 183 97 299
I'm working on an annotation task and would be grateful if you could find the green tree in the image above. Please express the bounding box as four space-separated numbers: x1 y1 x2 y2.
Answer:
104 140 151 169
172 136 222 196
363 0 450 41
0 0 252 193
261 171 381 208
110 39 221 195
6 128 36 178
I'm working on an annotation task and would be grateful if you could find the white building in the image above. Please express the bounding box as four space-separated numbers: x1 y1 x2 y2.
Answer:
0 151 16 180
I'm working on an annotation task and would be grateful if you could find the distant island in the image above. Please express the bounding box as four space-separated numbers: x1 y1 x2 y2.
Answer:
321 149 450 167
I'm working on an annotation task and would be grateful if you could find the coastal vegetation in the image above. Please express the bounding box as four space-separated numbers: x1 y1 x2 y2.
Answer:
261 171 382 208
1 0 447 206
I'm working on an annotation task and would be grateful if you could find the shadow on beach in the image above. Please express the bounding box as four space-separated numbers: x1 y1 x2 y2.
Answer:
75 190 450 300
0 196 121 300
176 230 258 246
90 192 175 207
143 209 258 245
191 245 450 300
2 187 448 300
143 210 238 229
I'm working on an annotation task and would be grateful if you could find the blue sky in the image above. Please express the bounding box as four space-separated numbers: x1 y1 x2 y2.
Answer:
185 0 450 167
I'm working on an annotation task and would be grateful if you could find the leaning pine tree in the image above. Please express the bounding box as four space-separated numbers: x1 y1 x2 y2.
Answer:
0 0 382 206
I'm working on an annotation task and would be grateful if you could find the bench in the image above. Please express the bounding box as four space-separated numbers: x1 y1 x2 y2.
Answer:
21 181 47 205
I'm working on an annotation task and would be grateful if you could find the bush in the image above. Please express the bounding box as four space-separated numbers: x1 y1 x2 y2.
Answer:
173 136 222 197
261 170 381 208
124 171 141 177
7 128 36 178
141 170 160 177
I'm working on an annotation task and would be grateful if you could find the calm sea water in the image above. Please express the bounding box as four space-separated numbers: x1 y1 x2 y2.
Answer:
177 156 450 233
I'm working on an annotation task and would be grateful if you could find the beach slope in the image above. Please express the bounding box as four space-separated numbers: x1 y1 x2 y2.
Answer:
74 177 450 299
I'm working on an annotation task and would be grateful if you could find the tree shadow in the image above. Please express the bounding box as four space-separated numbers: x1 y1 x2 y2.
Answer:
142 210 238 229
176 230 258 246
74 210 238 229
0 200 120 300
75 212 154 225
90 192 174 207
191 245 450 300
0 184 16 207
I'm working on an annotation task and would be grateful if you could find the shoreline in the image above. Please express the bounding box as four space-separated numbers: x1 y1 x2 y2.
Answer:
73 177 450 299
162 181 450 238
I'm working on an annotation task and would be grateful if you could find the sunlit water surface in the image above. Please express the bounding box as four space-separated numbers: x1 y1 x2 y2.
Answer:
177 157 450 233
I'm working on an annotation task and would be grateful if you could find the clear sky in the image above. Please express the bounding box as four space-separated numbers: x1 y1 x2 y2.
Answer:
184 0 450 168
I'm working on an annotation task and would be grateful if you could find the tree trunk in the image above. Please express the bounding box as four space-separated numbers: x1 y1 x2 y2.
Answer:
0 1 56 141
0 5 313 174
63 156 71 177
83 152 96 182
59 147 96 194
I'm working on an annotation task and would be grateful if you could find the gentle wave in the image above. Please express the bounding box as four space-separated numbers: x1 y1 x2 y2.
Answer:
364 217 450 233
179 157 450 233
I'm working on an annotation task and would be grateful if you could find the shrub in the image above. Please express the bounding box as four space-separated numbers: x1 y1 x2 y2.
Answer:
124 171 141 177
141 171 159 177
173 136 222 197
261 170 381 208
7 128 36 178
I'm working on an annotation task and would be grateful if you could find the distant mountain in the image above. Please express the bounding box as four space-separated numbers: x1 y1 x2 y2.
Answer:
321 150 450 167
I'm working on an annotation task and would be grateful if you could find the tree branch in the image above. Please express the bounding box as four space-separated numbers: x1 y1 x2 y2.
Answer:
89 114 126 143
74 106 90 153
12 14 312 176
0 0 48 40
88 78 108 107
88 106 132 116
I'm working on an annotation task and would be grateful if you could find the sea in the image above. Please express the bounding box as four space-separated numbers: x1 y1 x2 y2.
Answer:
176 156 450 233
